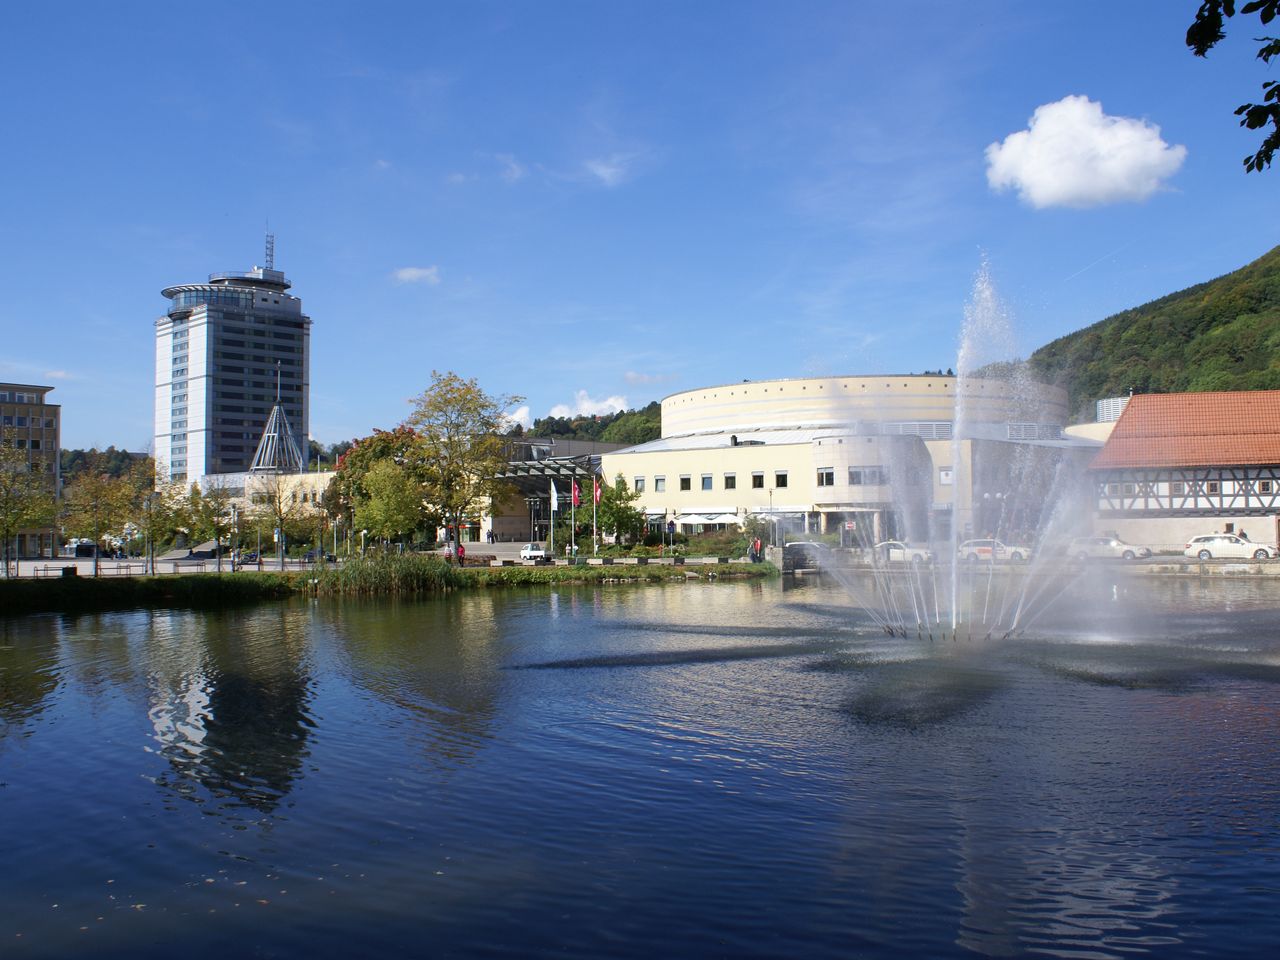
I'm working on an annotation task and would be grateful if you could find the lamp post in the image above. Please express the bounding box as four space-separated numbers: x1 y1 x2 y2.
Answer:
143 495 152 576
231 504 239 572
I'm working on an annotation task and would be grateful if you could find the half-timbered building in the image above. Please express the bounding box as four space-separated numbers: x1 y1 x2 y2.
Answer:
1089 391 1280 550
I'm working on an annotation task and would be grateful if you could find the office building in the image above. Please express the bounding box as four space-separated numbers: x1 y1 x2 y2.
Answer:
0 382 60 556
155 248 310 484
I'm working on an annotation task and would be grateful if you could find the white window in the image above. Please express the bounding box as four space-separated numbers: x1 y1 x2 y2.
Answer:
701 474 712 491
654 476 666 492
939 467 953 486
816 467 834 487
634 477 645 493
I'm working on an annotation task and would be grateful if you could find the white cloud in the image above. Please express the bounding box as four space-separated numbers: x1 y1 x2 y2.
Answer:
624 370 675 386
392 265 441 285
986 95 1186 208
506 405 532 431
495 153 525 183
549 390 628 418
44 369 73 380
584 152 639 188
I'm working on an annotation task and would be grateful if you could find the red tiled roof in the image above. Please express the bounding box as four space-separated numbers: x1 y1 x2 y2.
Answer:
1090 391 1280 470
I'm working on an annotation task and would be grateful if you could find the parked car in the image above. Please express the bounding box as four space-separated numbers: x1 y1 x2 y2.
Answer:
1183 534 1276 560
958 538 1031 562
1066 536 1152 561
304 549 336 563
519 542 547 560
873 540 932 564
239 551 259 564
784 541 832 569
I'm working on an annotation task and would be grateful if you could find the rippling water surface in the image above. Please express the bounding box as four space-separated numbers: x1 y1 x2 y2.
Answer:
4 575 1280 958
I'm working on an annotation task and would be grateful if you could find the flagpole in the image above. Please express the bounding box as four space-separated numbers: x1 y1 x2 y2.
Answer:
571 480 576 559
592 477 598 555
549 480 557 559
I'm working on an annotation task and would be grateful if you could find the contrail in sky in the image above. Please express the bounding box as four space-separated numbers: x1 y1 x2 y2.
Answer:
1061 239 1136 283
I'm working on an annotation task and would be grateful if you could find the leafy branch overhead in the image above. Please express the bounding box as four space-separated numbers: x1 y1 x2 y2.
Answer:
1188 0 1280 171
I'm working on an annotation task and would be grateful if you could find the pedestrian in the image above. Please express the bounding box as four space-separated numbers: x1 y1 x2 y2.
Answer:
1240 529 1250 540
457 542 466 567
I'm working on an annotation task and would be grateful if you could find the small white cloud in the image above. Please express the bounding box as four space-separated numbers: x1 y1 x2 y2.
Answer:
374 159 392 170
623 370 675 386
393 266 441 285
43 369 74 380
506 405 532 430
549 390 628 418
986 95 1186 208
584 153 638 188
495 153 525 183
445 172 471 185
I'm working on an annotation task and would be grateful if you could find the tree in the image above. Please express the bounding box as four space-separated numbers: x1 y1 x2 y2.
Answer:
248 473 310 566
353 458 423 547
597 474 646 544
1188 0 1280 171
403 371 523 545
61 450 137 576
189 480 237 571
0 436 56 577
324 426 431 532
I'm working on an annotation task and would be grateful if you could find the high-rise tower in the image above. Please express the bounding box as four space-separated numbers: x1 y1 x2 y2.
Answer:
155 250 311 482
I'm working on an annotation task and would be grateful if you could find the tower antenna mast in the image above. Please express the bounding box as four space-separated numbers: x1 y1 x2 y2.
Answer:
265 231 275 271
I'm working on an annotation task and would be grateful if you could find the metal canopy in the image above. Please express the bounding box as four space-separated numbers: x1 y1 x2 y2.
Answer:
495 454 599 498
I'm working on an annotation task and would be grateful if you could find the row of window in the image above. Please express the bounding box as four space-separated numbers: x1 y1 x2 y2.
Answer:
631 464 957 494
636 471 789 493
0 391 44 404
1 416 56 429
1106 479 1276 497
2 438 45 449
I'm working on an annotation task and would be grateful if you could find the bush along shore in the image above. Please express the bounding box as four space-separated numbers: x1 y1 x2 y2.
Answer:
0 555 775 615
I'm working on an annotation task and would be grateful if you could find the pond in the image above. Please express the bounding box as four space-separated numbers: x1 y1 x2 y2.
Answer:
3 575 1280 958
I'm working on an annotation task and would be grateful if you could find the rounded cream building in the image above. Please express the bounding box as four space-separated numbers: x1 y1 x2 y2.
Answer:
599 373 1087 544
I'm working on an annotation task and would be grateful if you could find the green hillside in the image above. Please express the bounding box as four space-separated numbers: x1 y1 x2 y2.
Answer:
1029 245 1280 420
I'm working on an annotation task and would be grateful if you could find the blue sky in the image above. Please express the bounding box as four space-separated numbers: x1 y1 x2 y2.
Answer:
2 1 1278 450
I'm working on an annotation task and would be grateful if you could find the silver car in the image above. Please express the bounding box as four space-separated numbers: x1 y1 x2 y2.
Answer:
1067 536 1151 561
873 540 932 564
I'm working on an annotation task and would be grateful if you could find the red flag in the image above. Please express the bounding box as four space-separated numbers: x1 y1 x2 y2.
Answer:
593 477 601 504
572 479 581 507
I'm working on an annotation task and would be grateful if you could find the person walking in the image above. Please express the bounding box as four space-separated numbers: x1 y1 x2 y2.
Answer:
457 542 466 567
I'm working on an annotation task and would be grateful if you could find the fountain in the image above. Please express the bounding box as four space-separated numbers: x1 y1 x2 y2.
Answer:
816 260 1099 642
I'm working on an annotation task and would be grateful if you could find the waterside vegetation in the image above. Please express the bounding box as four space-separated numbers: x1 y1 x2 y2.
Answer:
0 554 775 616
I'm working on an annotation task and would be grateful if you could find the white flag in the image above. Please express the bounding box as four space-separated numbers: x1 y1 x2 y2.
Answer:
550 479 559 512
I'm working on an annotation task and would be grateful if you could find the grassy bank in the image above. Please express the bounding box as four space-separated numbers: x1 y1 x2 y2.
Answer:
1 556 775 615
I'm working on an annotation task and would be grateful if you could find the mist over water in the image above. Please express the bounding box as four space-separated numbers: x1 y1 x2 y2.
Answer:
4 578 1280 958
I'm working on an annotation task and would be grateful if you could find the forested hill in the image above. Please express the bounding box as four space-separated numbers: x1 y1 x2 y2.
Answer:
1029 245 1280 421
527 400 661 445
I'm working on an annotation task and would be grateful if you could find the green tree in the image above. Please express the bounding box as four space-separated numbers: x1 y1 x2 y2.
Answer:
324 425 431 531
353 458 423 547
1188 0 1280 171
61 450 136 576
249 473 310 566
0 436 56 577
597 474 646 545
403 371 523 546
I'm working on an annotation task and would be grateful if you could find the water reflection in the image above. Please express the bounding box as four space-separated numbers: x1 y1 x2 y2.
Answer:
147 607 314 821
331 593 506 770
0 616 60 738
